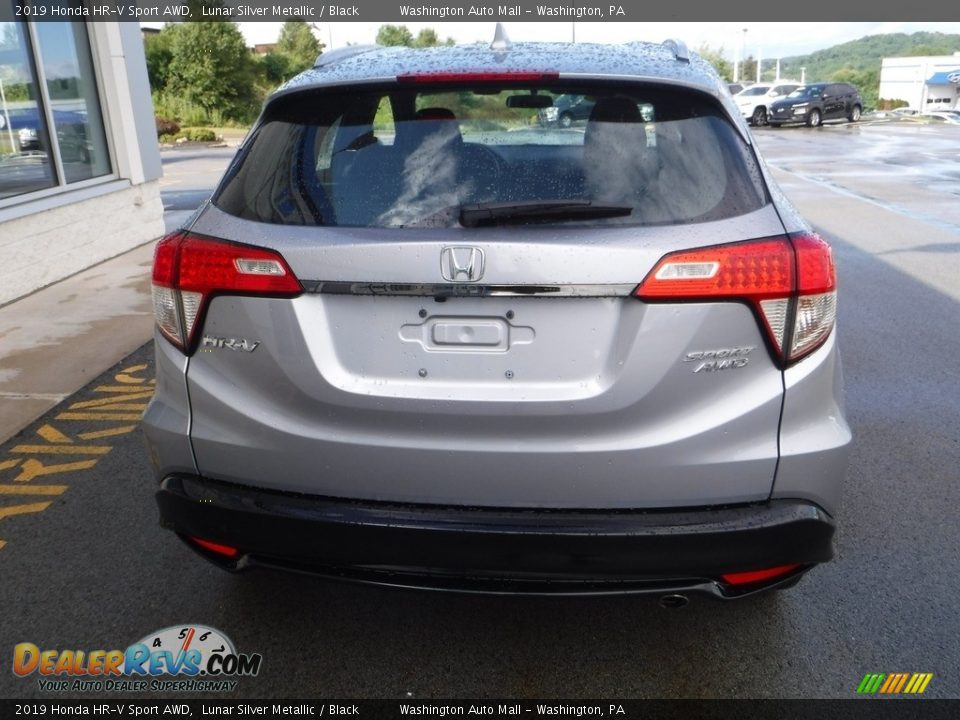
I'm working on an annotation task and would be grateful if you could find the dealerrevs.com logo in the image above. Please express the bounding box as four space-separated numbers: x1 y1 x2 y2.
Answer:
13 625 262 693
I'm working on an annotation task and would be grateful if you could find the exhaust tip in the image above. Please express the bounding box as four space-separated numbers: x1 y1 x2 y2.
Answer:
659 594 689 609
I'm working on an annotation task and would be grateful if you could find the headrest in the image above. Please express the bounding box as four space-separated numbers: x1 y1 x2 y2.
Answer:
395 107 463 152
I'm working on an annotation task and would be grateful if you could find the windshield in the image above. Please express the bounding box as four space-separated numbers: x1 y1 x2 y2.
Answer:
787 87 822 100
738 86 771 97
214 83 767 229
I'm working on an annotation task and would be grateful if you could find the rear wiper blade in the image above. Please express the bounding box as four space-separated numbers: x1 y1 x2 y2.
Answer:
460 200 633 228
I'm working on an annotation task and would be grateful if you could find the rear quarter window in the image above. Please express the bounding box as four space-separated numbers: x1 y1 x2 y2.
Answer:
214 83 769 229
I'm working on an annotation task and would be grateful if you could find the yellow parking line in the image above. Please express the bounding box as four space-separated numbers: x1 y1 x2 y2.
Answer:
0 540 6 551
56 412 143 421
37 425 73 444
78 426 138 440
0 502 52 520
0 459 21 471
12 458 97 482
94 385 155 394
11 445 111 456
69 393 153 409
0 484 68 496
115 365 150 384
68 403 148 412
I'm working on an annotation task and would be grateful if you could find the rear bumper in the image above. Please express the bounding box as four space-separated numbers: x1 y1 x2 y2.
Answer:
156 474 835 597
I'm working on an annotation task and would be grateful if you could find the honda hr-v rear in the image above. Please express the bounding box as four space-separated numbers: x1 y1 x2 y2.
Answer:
142 33 851 599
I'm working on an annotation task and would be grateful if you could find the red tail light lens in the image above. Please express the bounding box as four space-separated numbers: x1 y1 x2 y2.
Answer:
151 232 302 352
720 563 802 586
635 234 836 365
189 536 240 559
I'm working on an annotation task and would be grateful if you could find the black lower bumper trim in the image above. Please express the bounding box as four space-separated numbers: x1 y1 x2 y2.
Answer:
156 474 834 596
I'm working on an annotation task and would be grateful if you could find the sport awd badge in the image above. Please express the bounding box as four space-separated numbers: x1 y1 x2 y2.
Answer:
684 346 754 373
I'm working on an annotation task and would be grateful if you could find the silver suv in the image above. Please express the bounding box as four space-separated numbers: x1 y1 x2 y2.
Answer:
143 31 851 601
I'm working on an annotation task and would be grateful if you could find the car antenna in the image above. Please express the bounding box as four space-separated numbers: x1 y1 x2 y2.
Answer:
491 23 512 52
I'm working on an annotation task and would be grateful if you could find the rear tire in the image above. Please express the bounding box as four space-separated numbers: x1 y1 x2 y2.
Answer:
848 105 862 123
807 109 822 128
752 107 767 126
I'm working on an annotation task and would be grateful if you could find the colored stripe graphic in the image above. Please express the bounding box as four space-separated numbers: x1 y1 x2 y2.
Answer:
859 673 933 694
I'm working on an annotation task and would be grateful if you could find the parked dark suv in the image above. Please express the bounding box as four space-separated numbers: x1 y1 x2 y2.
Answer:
769 83 862 127
537 93 595 128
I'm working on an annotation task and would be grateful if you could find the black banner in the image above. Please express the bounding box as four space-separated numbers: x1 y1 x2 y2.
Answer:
2 0 960 22
1 700 960 720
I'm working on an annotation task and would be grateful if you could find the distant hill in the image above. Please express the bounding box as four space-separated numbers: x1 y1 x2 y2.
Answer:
771 32 960 108
778 32 960 80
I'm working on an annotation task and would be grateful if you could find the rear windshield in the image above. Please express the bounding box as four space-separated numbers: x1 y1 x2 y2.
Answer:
214 83 768 229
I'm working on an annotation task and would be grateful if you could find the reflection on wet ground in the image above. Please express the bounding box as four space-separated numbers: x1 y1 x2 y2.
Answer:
755 123 960 232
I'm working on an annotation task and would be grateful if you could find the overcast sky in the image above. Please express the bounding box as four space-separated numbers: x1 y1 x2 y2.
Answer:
229 21 960 60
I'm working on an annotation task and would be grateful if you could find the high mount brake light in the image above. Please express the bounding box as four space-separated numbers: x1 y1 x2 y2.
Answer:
397 71 560 84
151 232 302 352
635 233 836 365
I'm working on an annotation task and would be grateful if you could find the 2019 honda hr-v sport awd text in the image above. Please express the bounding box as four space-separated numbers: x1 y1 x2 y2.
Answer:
143 31 851 601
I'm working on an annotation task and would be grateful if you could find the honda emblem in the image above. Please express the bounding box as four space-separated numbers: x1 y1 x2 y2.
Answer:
440 246 485 283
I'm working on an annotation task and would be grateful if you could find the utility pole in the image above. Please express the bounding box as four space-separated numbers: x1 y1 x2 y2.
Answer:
742 28 748 83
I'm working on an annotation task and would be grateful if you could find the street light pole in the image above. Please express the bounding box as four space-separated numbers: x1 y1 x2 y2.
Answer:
742 28 748 83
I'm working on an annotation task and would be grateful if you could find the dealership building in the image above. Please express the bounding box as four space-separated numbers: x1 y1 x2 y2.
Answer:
0 20 163 306
878 52 960 111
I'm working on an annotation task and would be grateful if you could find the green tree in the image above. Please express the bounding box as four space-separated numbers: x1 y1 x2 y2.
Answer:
376 24 414 47
413 29 440 48
143 29 174 92
259 52 293 86
275 20 322 74
831 67 880 110
696 44 733 82
165 22 256 123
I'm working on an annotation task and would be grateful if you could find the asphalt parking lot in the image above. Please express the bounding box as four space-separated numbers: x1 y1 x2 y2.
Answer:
1 122 958 700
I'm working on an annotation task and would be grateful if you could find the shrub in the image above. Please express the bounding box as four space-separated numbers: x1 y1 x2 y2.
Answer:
155 117 180 138
180 128 217 142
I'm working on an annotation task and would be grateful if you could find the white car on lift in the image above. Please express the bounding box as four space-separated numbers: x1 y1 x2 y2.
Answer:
734 82 800 126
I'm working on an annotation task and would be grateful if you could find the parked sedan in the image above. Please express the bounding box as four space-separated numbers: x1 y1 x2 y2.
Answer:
768 83 863 127
924 110 960 124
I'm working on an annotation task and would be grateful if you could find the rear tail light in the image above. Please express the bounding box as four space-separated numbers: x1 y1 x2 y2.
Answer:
188 536 240 559
635 233 836 365
151 231 302 352
720 563 802 586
